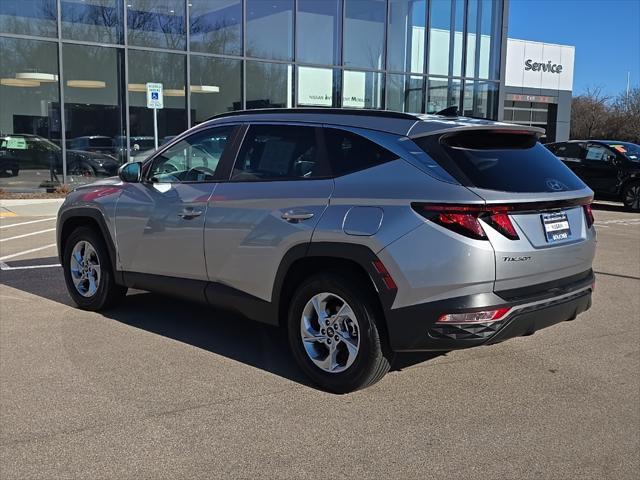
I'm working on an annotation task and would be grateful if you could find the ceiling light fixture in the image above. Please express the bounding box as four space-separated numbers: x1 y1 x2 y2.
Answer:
66 80 106 88
16 72 58 82
128 83 147 92
164 88 185 97
190 85 220 93
1 78 40 87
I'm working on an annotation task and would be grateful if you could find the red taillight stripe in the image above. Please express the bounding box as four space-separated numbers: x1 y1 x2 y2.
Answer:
583 204 595 228
372 260 397 290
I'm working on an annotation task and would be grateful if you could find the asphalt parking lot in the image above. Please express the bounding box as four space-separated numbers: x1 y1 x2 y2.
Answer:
0 203 638 479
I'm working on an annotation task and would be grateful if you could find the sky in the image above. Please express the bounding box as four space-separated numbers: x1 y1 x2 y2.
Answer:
508 0 640 97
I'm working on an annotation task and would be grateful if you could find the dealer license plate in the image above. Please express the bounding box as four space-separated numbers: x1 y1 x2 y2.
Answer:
542 211 571 242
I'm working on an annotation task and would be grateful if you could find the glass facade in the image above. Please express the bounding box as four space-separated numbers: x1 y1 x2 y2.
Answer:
0 0 505 191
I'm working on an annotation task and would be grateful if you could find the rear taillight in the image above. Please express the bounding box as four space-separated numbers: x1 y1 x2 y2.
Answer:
583 204 595 228
412 204 519 240
437 307 511 324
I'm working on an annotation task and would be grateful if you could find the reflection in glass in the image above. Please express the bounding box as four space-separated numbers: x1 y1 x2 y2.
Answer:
297 67 336 107
297 0 341 66
62 44 124 185
463 81 498 118
478 0 502 80
246 0 293 60
387 74 423 113
428 0 451 76
127 0 185 50
128 50 186 155
0 0 57 37
344 0 386 70
387 0 425 73
246 61 292 109
62 0 123 44
190 0 242 56
451 0 464 76
465 0 478 77
0 37 61 190
427 77 460 114
190 55 241 124
343 70 383 109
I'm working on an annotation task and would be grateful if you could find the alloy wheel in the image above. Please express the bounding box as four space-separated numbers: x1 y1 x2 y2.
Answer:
70 240 101 297
300 292 360 373
625 184 640 210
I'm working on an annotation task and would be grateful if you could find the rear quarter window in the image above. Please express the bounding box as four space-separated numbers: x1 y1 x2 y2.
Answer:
414 131 587 193
323 128 398 176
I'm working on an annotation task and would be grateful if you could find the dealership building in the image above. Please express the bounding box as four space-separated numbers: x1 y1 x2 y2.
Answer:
0 0 572 191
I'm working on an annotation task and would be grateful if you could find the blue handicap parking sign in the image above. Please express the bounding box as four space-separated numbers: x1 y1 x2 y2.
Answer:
151 92 159 100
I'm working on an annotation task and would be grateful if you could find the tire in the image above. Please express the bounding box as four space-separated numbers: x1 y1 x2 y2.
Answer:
287 271 391 393
69 162 96 177
10 168 18 177
62 226 127 311
622 181 640 212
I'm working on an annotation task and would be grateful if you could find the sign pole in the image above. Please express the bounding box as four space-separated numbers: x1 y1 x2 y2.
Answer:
153 108 158 150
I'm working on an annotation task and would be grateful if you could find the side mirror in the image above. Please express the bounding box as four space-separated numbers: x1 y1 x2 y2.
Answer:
118 162 141 183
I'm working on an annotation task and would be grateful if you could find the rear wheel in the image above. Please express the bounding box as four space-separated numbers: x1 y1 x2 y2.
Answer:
622 181 640 211
287 272 391 393
62 226 127 310
10 168 18 177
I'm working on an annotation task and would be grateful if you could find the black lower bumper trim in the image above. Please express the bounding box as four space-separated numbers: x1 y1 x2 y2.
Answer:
386 289 592 352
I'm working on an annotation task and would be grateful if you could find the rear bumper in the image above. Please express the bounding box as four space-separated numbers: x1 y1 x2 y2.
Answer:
385 271 594 352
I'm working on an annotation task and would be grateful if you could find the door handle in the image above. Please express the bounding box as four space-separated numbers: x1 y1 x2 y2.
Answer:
281 210 314 223
178 208 203 220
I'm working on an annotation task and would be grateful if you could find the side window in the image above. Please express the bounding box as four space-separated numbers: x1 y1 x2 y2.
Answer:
232 125 325 181
554 142 582 160
585 144 610 162
148 126 233 183
323 128 398 176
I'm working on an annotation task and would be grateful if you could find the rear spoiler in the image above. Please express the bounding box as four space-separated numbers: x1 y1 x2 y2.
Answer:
408 122 545 140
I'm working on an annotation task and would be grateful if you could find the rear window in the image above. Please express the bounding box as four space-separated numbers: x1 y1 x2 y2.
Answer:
414 131 586 193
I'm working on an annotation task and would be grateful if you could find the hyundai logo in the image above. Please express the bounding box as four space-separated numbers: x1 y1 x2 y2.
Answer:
546 178 567 191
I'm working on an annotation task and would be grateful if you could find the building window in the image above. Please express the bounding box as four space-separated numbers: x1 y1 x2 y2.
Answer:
246 0 293 60
190 55 242 124
61 0 123 44
127 1 186 50
0 0 57 37
387 0 426 73
427 77 460 113
343 70 383 109
0 37 61 189
296 0 341 66
189 0 242 56
343 0 386 70
297 66 337 107
479 0 503 80
245 61 293 109
127 50 187 149
387 74 424 113
62 44 125 183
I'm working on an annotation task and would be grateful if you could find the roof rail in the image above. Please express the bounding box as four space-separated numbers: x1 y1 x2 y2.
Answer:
206 108 419 122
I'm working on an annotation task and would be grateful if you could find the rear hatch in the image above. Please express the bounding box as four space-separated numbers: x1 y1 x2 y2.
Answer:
412 128 596 296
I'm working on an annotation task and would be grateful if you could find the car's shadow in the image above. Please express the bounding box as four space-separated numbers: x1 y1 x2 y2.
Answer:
0 260 443 389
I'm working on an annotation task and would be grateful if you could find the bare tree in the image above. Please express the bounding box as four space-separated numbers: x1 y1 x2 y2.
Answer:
570 86 611 139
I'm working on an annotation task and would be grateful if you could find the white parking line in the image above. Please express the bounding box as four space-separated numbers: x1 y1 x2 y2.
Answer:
0 217 56 229
0 227 56 243
0 261 60 271
0 243 57 261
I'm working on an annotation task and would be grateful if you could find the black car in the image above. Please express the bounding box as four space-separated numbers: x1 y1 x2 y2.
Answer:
546 140 640 211
0 134 120 178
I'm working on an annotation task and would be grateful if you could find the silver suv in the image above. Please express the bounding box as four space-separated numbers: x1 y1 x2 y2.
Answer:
57 109 596 393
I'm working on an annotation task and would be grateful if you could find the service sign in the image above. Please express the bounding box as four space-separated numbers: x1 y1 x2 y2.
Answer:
146 83 163 109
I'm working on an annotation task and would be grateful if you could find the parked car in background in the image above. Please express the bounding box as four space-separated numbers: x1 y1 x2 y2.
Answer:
114 136 156 163
57 109 596 392
545 140 640 211
68 136 116 155
0 134 120 178
131 136 178 163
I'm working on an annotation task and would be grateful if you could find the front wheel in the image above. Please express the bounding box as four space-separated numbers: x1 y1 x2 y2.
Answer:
622 181 640 211
62 227 127 310
287 272 391 393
